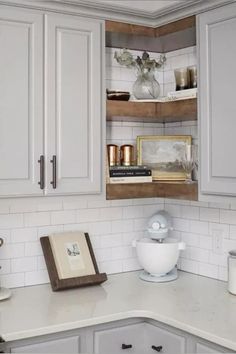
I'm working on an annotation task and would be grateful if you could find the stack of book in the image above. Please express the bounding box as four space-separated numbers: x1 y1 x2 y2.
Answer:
109 165 152 184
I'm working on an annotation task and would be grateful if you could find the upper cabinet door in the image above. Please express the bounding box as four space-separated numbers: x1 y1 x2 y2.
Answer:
0 7 44 196
199 4 236 197
45 14 104 195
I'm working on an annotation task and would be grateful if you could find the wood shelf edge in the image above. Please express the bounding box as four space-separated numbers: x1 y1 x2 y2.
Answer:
106 181 198 201
106 98 197 123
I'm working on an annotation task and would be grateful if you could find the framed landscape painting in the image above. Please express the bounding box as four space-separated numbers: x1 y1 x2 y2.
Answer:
137 135 192 181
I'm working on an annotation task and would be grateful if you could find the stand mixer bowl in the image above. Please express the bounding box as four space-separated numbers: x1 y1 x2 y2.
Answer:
135 238 185 276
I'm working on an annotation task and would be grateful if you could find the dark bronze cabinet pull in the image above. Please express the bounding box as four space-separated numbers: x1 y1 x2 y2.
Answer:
152 345 163 352
50 155 57 189
122 344 133 350
38 155 45 190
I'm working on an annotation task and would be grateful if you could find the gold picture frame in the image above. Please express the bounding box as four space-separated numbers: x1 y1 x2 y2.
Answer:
137 135 192 181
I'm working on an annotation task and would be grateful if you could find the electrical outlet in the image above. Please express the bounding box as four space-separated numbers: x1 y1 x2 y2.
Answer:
212 229 223 254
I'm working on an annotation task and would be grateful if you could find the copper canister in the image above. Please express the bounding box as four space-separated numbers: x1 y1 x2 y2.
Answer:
107 144 119 166
120 145 134 166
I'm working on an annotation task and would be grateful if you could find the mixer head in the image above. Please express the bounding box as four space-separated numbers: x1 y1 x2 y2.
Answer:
147 210 173 241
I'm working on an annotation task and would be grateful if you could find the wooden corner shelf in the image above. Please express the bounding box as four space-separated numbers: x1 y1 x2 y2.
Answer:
106 98 197 123
105 16 196 53
106 181 198 201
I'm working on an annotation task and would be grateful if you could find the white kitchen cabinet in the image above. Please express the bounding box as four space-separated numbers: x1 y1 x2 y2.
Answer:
0 7 44 197
198 3 236 198
45 13 103 196
10 335 80 353
0 5 104 198
146 323 186 354
94 322 186 354
94 323 145 354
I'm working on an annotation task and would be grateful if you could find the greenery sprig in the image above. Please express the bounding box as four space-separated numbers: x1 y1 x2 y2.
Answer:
114 49 166 73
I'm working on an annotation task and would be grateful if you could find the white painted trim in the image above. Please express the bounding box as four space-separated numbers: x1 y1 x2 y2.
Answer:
0 0 235 27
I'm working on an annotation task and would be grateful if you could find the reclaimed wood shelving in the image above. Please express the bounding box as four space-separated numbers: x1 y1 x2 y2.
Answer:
106 181 198 201
106 16 198 201
106 16 196 53
107 98 197 123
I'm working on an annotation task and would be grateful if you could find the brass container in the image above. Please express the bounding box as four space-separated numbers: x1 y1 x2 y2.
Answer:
188 65 197 88
107 144 119 166
120 145 134 166
174 67 188 91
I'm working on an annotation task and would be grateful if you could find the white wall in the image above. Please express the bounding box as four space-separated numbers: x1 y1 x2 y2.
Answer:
0 46 234 289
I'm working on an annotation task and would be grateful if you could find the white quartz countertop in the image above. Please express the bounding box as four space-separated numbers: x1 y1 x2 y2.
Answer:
1 271 236 350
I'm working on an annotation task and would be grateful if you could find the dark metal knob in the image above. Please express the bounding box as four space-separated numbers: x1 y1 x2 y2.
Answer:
152 345 163 352
122 344 133 349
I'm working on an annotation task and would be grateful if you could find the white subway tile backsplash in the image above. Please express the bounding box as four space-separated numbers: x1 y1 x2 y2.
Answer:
223 239 236 253
186 247 209 263
190 220 209 235
173 218 190 232
122 258 141 272
24 212 50 227
198 263 218 279
180 258 199 274
134 218 147 231
200 207 220 223
37 225 64 238
112 246 133 260
181 232 199 247
25 242 43 257
123 206 143 219
100 207 123 221
218 266 228 281
0 260 11 275
63 199 87 210
209 222 230 238
0 214 23 229
111 219 133 233
181 205 199 220
0 230 11 244
0 244 24 259
95 248 112 262
208 253 227 267
51 210 76 225
199 235 213 250
37 256 47 270
11 228 37 243
11 257 38 273
37 201 63 212
100 234 123 248
220 209 236 224
99 260 123 274
1 273 25 288
25 270 49 286
165 204 181 218
90 221 112 235
76 209 101 223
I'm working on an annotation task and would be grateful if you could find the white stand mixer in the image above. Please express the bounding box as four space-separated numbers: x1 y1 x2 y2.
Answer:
133 211 185 283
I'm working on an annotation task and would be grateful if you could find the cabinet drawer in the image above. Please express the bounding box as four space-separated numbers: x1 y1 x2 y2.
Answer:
94 322 186 354
146 323 186 354
94 323 145 354
11 335 80 353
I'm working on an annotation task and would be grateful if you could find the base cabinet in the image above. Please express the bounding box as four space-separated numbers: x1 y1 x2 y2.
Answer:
94 322 185 354
5 319 233 354
10 336 80 353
